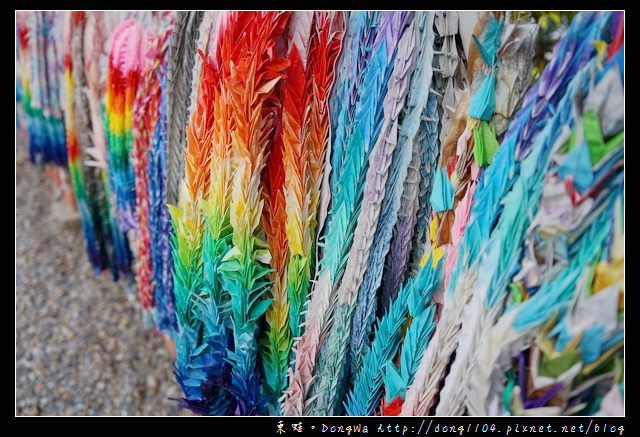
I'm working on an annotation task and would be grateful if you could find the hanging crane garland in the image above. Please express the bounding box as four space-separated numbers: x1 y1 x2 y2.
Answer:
17 10 623 417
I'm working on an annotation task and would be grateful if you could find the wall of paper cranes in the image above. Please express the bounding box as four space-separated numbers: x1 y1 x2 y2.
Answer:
15 11 624 416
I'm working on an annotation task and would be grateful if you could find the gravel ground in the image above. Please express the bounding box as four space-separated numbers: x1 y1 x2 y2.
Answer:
15 140 192 416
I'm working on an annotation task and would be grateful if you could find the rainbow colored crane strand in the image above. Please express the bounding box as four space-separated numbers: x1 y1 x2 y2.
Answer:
15 10 624 418
18 11 67 168
261 85 290 411
62 11 108 273
260 12 345 413
83 11 133 280
169 13 232 416
217 11 290 415
106 19 142 232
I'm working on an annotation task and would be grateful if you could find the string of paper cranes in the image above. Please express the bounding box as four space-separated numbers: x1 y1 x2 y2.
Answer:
16 10 623 416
